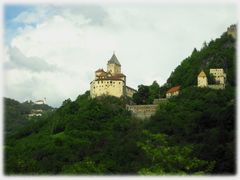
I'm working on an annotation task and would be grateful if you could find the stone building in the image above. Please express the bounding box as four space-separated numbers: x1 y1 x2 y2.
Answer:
197 69 226 89
166 85 181 98
197 70 208 88
209 69 226 85
90 53 137 98
227 24 237 39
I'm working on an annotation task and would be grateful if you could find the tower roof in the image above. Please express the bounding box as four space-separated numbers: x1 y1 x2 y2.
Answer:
107 53 121 66
198 70 206 77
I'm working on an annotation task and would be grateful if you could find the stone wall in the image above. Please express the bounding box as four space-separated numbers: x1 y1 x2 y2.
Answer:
90 79 124 98
126 104 158 120
208 84 225 90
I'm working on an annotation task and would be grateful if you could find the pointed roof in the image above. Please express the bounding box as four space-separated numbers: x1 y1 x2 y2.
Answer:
107 53 121 66
198 70 206 77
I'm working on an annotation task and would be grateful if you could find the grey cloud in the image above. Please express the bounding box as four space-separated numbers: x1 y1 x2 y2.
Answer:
5 47 58 72
52 5 108 25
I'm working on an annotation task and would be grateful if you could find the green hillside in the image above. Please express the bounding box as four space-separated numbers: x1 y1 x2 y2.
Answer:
158 32 236 97
4 98 54 136
4 28 236 175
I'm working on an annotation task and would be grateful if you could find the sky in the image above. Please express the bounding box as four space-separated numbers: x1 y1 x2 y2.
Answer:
3 3 237 107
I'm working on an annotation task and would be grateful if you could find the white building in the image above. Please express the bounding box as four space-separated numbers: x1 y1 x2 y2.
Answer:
209 68 226 85
166 86 181 98
34 98 47 105
197 70 208 88
197 69 226 89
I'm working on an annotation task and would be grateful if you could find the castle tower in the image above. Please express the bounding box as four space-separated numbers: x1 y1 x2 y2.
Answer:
227 24 237 39
198 70 208 87
107 53 121 75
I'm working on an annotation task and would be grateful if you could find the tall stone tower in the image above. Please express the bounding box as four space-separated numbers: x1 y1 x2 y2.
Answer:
107 53 121 75
198 70 208 87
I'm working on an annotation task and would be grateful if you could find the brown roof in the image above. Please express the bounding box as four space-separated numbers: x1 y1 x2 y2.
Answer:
166 86 181 94
112 73 126 78
198 70 206 77
95 69 105 72
126 86 137 92
96 71 108 77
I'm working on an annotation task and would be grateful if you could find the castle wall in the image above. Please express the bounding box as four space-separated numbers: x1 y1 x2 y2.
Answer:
90 80 124 98
126 86 137 98
126 104 158 120
208 84 225 90
198 77 208 87
209 69 226 85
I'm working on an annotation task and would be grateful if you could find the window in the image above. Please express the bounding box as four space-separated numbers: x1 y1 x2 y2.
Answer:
110 81 112 83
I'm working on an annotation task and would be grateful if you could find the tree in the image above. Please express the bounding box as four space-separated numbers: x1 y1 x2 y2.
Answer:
137 130 215 175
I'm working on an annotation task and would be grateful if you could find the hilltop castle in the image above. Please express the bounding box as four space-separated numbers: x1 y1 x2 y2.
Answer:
90 53 137 98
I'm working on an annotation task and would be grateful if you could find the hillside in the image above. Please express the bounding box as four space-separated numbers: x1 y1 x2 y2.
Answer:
158 32 236 97
4 98 54 136
4 28 236 175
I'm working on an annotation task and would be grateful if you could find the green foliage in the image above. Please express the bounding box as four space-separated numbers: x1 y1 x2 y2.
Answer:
4 98 54 137
166 33 236 88
5 93 144 174
133 81 160 104
4 29 236 175
137 130 214 175
145 87 235 174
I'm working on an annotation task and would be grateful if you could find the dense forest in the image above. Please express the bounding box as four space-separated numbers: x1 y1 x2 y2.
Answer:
4 30 236 175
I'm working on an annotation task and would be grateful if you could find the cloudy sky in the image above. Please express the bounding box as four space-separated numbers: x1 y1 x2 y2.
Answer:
3 3 237 107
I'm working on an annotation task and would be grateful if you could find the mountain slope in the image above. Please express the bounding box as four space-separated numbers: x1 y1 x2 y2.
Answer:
4 97 53 136
164 32 236 92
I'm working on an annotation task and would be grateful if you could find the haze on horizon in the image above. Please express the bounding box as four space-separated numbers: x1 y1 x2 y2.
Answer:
3 3 237 107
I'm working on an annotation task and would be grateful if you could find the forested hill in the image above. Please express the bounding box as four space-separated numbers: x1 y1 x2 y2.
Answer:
4 27 236 175
4 97 53 136
164 32 236 91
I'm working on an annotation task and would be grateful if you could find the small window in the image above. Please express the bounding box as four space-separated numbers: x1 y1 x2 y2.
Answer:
110 81 112 83
119 82 121 84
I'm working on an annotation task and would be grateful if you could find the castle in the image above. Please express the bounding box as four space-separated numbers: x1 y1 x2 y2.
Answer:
227 24 237 39
90 53 137 98
197 68 226 89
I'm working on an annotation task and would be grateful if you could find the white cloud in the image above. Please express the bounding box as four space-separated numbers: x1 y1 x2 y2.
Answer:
4 4 237 107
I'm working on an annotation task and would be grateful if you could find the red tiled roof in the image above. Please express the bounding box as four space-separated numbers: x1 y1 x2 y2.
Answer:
166 86 181 94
